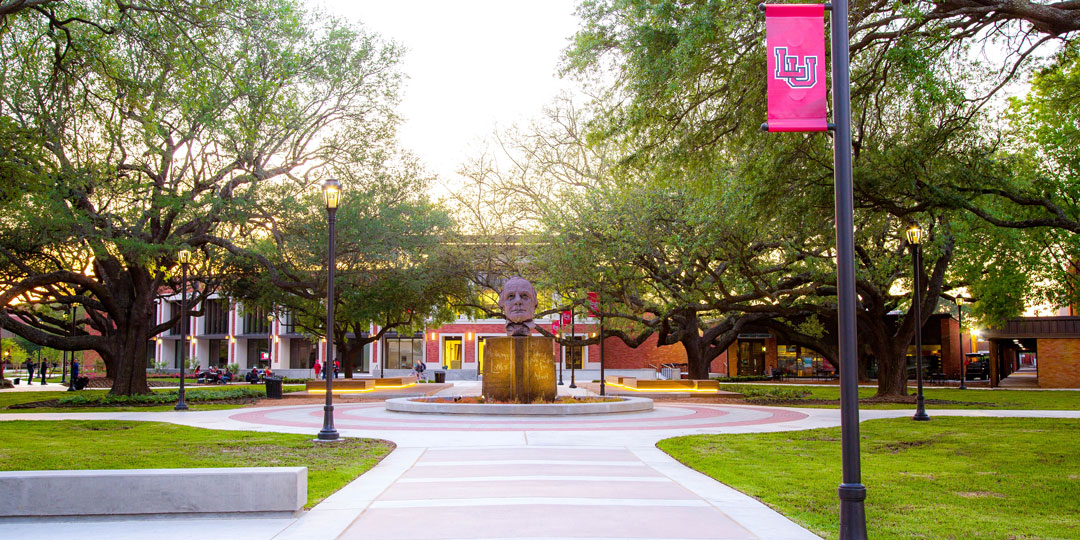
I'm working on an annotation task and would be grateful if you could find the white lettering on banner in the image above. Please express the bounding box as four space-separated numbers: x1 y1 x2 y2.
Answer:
773 47 819 89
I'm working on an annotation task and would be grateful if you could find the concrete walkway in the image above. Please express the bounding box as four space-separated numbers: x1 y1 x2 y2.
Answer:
3 383 1080 540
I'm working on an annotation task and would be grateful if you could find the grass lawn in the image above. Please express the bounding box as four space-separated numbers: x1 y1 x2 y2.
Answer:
659 417 1080 540
0 420 394 508
719 384 1080 409
0 385 306 413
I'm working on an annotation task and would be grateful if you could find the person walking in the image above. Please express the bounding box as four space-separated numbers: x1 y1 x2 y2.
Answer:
68 359 80 391
413 361 426 382
39 359 47 385
25 359 34 385
313 359 322 380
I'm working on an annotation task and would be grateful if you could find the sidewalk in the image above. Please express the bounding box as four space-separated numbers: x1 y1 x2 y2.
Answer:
4 382 1080 540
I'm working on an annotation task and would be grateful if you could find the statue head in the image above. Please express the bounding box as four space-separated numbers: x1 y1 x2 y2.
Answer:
499 277 538 326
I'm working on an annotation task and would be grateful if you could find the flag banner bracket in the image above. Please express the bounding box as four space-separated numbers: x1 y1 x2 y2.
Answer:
759 3 831 11
761 122 837 132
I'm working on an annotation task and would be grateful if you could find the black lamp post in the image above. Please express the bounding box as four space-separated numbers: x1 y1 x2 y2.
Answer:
957 296 967 390
907 225 929 421
266 313 274 369
175 249 191 411
317 178 341 441
569 304 577 389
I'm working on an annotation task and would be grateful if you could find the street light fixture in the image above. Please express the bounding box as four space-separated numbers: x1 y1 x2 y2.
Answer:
175 249 192 411
906 225 929 421
956 296 967 390
317 178 341 441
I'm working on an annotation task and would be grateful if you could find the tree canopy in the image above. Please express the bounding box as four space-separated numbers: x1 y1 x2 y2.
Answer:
0 0 407 394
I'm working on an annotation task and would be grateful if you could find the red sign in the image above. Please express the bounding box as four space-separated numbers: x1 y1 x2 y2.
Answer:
766 4 827 132
587 292 599 317
561 310 572 325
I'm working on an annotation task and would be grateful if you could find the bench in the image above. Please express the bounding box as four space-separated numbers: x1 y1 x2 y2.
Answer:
304 376 419 394
0 467 306 517
605 376 721 391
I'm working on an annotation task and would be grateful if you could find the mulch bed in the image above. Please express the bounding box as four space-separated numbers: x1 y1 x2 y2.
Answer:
81 378 176 389
7 397 260 409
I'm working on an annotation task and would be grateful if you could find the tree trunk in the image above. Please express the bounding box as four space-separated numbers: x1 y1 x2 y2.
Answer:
340 337 359 379
680 333 710 380
107 324 152 395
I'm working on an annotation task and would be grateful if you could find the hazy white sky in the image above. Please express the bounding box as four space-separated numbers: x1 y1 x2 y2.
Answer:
312 0 583 190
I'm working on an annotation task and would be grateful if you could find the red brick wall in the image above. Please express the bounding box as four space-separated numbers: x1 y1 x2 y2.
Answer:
1038 338 1080 388
599 333 686 369
940 317 962 378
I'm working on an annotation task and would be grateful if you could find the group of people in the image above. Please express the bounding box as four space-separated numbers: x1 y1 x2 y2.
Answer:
196 366 233 384
22 359 48 385
312 360 340 379
20 357 85 390
244 366 274 383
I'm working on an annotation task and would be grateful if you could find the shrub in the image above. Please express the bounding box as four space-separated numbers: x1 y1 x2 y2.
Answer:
723 384 810 400
713 375 773 382
58 387 266 406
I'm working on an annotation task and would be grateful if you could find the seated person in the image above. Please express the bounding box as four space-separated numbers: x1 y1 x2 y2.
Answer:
245 368 260 383
263 367 273 379
220 368 232 383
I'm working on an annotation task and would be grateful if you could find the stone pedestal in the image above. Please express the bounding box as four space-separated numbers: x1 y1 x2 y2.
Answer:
482 336 556 403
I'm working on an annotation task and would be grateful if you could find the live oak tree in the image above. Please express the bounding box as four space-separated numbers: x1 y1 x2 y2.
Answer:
221 165 472 379
560 0 1055 395
0 0 405 394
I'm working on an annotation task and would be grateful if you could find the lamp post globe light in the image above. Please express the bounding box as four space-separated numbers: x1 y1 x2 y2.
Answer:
906 225 929 421
175 249 192 411
318 178 341 441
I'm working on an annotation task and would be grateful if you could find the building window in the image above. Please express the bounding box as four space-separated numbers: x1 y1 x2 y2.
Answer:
208 339 228 367
242 306 269 335
563 339 585 369
283 311 299 334
385 336 423 370
168 302 188 336
777 345 835 377
443 337 463 369
203 299 228 335
173 340 185 369
737 340 766 376
289 338 316 370
247 339 270 368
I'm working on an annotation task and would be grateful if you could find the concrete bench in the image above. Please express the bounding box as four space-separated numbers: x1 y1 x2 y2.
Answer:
0 467 306 517
304 376 418 394
605 377 724 392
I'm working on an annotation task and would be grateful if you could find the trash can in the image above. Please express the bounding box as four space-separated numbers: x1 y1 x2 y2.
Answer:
434 371 446 383
264 376 283 399
13 378 19 385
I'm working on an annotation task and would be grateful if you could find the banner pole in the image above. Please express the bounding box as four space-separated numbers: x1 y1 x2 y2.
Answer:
829 0 868 538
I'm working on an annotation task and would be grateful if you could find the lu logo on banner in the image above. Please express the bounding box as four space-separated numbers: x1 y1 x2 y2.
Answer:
765 4 827 132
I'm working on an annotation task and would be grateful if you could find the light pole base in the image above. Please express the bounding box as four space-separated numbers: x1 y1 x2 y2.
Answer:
569 383 577 388
912 411 930 421
838 483 868 540
316 430 340 441
174 402 189 411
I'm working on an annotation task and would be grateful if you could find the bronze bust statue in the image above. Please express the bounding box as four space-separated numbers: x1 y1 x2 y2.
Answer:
499 277 538 336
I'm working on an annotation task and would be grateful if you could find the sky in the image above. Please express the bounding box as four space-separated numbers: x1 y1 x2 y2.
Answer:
312 0 584 192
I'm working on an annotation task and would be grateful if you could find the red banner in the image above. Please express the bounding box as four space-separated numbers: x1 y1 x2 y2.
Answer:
587 292 599 317
766 4 827 132
561 310 572 325
552 319 561 334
